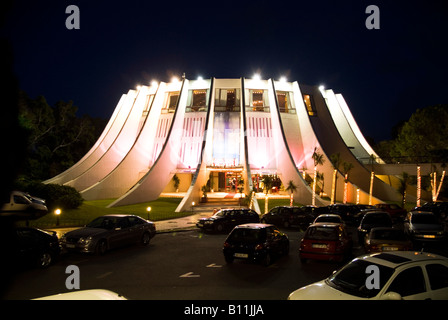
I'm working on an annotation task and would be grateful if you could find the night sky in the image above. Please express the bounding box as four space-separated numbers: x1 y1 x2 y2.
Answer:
2 0 447 142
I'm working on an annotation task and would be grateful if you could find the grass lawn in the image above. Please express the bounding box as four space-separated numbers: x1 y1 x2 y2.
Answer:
20 197 187 228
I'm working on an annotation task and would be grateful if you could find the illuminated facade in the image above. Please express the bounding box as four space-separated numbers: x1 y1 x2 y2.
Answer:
45 77 410 212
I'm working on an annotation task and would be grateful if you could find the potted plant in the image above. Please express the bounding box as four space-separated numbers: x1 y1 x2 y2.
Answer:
201 185 208 203
173 174 180 192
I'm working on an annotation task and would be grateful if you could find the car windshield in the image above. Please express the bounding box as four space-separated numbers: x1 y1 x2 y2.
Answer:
227 228 265 243
371 229 407 241
305 226 339 241
86 217 119 229
327 259 394 298
214 210 227 217
412 214 438 224
363 214 390 225
316 216 340 223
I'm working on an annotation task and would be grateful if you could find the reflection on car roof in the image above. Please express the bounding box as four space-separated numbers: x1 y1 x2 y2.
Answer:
361 251 448 268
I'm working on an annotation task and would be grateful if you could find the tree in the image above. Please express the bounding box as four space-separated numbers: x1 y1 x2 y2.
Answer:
262 175 274 213
285 180 297 206
17 91 106 181
342 161 354 204
262 175 273 195
397 172 409 207
312 147 325 206
379 105 448 164
330 153 341 204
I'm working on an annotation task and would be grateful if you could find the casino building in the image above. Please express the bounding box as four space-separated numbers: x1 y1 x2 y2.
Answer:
45 76 428 213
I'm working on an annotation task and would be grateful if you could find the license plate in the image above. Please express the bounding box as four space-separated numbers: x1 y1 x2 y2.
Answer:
234 253 248 258
312 243 327 249
382 247 398 251
66 244 75 248
423 235 435 239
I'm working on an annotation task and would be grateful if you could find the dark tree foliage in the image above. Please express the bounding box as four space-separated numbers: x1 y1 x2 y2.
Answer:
375 104 448 164
374 104 448 199
17 90 107 181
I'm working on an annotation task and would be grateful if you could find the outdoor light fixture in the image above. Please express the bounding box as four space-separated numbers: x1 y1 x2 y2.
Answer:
253 73 261 81
146 206 151 220
54 208 61 226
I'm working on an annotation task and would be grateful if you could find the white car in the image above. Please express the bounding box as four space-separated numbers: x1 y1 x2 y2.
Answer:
313 214 345 225
288 251 448 300
33 289 127 300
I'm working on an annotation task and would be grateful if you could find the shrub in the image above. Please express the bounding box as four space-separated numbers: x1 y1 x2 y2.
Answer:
13 180 83 210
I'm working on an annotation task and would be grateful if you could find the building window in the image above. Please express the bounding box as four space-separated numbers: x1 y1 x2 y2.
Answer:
163 91 180 113
303 94 316 116
215 88 240 112
246 89 269 112
186 90 208 112
277 91 295 113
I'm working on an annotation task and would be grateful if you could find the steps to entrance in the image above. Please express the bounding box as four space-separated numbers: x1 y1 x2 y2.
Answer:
192 194 247 212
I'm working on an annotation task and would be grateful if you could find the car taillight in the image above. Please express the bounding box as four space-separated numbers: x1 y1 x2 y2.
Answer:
223 242 230 248
255 243 265 250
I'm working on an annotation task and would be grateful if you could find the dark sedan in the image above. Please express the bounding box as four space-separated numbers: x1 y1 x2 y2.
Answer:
260 206 315 229
404 211 446 243
357 211 392 244
223 223 289 266
12 227 61 268
60 214 156 254
197 208 259 232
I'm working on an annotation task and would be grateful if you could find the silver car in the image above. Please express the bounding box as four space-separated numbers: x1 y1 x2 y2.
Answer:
61 214 156 254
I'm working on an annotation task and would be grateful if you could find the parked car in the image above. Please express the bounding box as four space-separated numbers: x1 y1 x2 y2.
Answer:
197 208 259 232
327 204 360 223
260 206 314 228
223 223 289 266
34 289 127 300
298 205 330 216
299 223 352 263
288 251 448 300
12 227 60 268
364 227 412 253
1 191 48 220
375 203 407 222
352 205 378 223
403 211 446 243
60 214 156 254
413 201 448 221
313 214 345 225
357 211 393 244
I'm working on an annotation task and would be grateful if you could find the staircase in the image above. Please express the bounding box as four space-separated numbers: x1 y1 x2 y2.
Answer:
192 196 247 213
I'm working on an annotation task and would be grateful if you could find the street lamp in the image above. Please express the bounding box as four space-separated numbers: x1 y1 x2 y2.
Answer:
54 208 61 226
146 206 152 220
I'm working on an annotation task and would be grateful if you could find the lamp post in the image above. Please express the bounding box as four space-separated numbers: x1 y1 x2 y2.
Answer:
146 206 152 220
54 208 61 226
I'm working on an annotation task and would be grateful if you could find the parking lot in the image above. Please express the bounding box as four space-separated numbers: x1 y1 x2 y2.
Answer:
3 211 447 301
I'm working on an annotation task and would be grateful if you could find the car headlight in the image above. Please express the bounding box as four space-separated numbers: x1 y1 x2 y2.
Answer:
204 220 213 224
78 236 93 245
